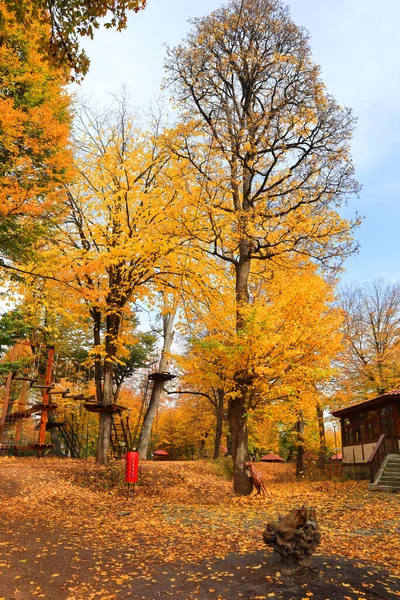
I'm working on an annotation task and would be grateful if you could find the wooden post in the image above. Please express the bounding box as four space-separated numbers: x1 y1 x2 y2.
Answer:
14 377 29 452
38 347 55 449
296 412 305 477
0 345 18 439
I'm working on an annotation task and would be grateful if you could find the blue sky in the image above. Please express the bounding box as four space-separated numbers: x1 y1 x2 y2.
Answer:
73 0 400 285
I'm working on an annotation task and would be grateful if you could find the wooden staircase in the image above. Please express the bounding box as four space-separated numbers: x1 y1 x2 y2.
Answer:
369 454 400 492
368 434 400 492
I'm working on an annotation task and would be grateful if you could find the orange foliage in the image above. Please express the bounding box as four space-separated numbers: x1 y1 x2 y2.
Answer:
0 2 71 235
178 261 343 419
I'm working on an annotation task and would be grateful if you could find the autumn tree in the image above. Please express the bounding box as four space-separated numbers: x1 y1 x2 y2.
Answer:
28 97 194 464
0 280 95 454
174 259 343 478
172 321 232 460
135 155 227 460
169 366 228 460
166 0 359 494
136 253 221 460
337 279 400 400
156 394 215 460
248 391 320 474
5 0 146 78
0 2 71 265
114 326 157 402
169 369 227 460
0 309 33 356
316 399 327 468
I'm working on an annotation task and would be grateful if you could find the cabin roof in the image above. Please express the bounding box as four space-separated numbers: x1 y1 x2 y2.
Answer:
331 389 400 417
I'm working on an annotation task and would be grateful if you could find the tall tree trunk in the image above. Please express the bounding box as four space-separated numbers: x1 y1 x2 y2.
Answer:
286 447 294 462
228 394 252 495
213 388 224 459
296 412 305 478
137 306 176 460
229 245 253 495
96 311 119 465
235 241 251 325
226 433 232 456
92 308 103 404
96 362 113 464
316 403 326 469
198 431 208 458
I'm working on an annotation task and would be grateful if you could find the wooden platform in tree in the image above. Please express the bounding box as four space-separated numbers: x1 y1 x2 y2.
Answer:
83 402 127 413
26 443 54 450
30 403 57 412
148 371 177 381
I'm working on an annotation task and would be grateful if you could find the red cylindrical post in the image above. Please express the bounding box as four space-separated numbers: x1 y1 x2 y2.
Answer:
125 451 139 483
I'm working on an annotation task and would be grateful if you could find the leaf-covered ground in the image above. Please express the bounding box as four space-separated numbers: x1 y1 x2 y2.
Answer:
0 457 399 600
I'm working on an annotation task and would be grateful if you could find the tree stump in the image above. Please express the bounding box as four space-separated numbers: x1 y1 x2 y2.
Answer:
263 506 321 569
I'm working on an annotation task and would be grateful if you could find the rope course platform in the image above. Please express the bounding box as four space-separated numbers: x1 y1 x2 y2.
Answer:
148 371 177 382
83 401 127 414
2 339 135 459
27 443 54 451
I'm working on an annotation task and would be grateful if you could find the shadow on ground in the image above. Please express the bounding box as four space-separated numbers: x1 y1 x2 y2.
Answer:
129 551 400 600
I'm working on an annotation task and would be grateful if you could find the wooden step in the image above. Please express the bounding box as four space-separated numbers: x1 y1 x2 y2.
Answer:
30 384 55 390
370 484 400 492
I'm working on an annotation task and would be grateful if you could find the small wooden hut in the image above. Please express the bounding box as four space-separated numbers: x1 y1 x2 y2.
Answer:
153 449 169 461
259 453 286 462
331 390 400 479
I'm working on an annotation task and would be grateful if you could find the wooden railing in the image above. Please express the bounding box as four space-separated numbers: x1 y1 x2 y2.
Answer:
367 434 400 483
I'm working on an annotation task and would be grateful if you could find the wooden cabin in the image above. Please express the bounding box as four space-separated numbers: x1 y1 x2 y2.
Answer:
331 390 400 479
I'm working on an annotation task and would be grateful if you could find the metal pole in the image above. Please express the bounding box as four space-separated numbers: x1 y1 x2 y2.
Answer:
126 482 135 500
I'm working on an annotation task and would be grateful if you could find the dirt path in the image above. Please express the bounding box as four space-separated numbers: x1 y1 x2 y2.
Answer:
0 458 399 600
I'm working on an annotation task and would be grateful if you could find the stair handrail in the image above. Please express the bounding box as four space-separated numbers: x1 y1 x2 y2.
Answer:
367 434 400 483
